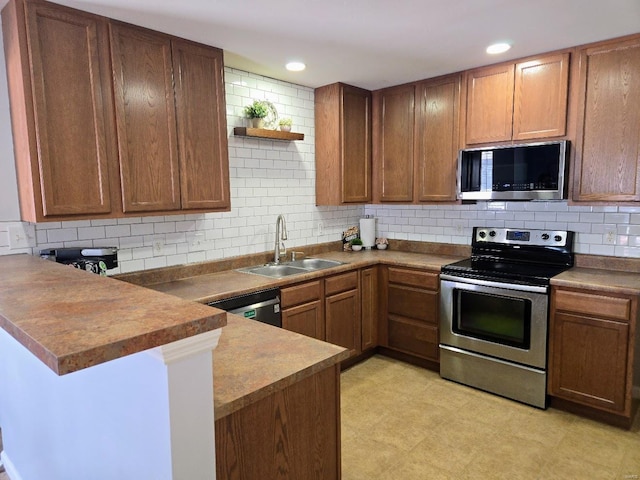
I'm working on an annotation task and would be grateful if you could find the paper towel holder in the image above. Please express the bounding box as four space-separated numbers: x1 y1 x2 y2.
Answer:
359 216 376 249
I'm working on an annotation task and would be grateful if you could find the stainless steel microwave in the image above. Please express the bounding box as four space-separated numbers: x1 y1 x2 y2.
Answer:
457 140 568 201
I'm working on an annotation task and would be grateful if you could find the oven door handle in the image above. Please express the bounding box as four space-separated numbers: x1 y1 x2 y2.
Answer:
439 274 548 294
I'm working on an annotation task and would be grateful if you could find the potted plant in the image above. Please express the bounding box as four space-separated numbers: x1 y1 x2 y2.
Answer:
350 238 363 251
278 118 293 132
244 100 269 128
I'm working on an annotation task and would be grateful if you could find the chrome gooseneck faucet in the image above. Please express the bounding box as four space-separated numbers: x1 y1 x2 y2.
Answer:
274 214 288 264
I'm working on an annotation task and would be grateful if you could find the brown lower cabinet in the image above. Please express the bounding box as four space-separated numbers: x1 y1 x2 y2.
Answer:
281 267 379 356
380 266 440 363
215 364 341 479
325 271 360 355
360 266 379 351
281 279 324 340
548 286 639 426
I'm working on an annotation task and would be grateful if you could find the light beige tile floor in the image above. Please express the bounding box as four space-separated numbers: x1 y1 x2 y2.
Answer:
341 354 640 480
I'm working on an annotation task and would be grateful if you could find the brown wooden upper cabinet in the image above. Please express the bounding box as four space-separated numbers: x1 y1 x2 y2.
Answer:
415 75 460 202
464 52 569 145
110 23 181 213
373 74 460 203
572 35 640 202
315 83 372 205
373 84 416 202
2 0 229 222
111 23 230 214
2 0 119 220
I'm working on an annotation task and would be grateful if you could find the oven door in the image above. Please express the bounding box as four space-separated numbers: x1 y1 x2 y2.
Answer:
439 275 549 369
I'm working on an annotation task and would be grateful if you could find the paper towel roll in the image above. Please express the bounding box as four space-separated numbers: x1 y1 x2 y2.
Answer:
359 218 376 248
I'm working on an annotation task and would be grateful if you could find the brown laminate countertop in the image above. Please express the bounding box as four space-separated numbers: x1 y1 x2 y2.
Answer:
213 314 349 420
148 249 464 303
551 267 640 296
0 254 227 375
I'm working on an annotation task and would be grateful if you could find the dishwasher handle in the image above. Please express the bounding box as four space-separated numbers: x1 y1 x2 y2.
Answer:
228 297 280 317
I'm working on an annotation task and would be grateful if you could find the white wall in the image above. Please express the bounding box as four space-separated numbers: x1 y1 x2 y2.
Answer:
0 24 21 221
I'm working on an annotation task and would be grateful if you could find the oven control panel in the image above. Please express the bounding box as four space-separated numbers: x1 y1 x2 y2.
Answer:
474 228 568 247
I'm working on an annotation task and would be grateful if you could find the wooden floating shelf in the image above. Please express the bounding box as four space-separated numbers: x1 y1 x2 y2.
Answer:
233 127 304 141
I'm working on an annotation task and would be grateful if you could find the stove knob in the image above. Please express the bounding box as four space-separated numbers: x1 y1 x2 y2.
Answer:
478 231 486 239
554 235 563 242
489 230 496 237
541 233 550 240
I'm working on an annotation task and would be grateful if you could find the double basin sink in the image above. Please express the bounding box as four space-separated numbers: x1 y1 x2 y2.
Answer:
238 258 343 278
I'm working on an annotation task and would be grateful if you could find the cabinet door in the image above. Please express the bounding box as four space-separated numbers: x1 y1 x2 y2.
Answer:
465 64 515 144
315 83 371 205
325 289 360 354
282 301 324 340
573 37 640 202
19 2 115 218
341 85 372 203
415 75 460 202
110 23 181 213
549 312 629 412
360 267 378 351
513 53 569 140
374 84 415 201
172 40 230 211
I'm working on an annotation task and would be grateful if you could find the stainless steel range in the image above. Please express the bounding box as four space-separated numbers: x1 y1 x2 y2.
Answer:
439 227 574 408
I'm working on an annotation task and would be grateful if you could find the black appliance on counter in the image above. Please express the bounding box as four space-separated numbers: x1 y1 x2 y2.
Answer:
40 247 118 275
439 227 574 408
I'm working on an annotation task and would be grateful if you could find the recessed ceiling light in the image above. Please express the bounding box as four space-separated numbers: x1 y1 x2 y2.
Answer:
285 61 306 72
486 42 511 55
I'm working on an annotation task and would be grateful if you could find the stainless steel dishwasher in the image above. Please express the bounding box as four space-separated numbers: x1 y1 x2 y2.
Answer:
207 288 281 327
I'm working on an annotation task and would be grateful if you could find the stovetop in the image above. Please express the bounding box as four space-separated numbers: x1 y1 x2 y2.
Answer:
441 257 571 286
441 227 575 287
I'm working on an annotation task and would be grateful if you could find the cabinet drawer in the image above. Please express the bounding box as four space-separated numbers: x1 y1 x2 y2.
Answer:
388 268 438 290
325 271 358 296
388 284 438 323
281 280 322 309
555 289 631 322
388 317 438 361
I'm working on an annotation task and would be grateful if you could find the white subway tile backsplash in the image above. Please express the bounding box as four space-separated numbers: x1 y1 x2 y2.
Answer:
153 222 176 234
3 69 640 269
90 219 118 226
105 225 131 238
77 226 106 240
47 228 78 243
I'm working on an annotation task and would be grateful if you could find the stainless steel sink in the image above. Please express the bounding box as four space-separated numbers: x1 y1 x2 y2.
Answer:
238 258 343 278
287 258 343 270
238 264 309 278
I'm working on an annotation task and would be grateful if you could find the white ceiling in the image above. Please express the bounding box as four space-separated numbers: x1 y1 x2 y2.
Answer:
10 0 640 90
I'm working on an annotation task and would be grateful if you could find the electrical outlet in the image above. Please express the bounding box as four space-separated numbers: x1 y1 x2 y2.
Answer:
152 238 164 255
604 230 616 245
8 224 36 249
317 222 324 236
